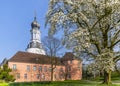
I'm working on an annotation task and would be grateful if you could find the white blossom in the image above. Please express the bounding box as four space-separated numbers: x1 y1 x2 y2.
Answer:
46 0 120 74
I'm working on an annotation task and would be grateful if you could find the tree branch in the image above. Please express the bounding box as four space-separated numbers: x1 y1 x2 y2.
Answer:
111 30 120 44
109 39 120 49
114 55 120 63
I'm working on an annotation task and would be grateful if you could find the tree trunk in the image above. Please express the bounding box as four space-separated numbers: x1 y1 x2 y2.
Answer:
65 73 67 80
103 70 112 85
51 64 53 81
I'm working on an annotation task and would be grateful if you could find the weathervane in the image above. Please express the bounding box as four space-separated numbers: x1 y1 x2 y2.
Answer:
34 10 37 21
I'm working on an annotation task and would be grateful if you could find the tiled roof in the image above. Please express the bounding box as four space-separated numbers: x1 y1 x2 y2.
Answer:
62 52 81 61
0 58 8 66
9 51 63 65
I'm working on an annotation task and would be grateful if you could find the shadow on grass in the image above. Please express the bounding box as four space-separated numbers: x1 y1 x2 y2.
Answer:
9 80 120 86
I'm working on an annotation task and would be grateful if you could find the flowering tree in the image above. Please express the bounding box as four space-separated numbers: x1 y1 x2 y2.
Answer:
46 0 120 84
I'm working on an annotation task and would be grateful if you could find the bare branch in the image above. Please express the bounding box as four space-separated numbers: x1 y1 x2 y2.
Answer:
109 39 120 49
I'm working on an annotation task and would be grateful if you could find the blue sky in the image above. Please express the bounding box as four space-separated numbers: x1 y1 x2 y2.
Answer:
0 0 49 62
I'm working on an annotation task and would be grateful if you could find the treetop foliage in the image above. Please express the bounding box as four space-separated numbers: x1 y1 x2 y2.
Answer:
46 0 120 73
0 64 15 82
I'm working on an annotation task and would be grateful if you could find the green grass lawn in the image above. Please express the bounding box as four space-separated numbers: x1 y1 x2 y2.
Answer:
0 83 8 86
9 80 120 86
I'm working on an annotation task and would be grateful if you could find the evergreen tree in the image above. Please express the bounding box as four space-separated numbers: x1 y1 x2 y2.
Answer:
0 64 15 82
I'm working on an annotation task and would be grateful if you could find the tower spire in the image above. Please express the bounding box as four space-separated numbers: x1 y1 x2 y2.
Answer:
31 11 40 28
26 14 46 55
34 10 37 21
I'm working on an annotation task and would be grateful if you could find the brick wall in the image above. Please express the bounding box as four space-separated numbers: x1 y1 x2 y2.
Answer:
8 59 82 82
65 60 82 80
8 62 65 82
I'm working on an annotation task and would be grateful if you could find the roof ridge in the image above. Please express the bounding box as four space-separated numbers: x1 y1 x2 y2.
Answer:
8 51 64 65
17 51 47 56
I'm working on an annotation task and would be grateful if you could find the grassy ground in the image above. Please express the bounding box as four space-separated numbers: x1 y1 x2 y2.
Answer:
9 80 120 86
0 83 8 86
0 80 9 86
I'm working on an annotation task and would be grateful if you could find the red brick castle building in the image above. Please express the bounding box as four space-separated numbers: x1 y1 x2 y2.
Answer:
8 16 82 82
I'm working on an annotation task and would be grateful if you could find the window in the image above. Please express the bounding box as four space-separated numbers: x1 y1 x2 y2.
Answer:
13 64 16 70
70 60 72 64
49 67 51 72
60 68 63 72
24 73 27 79
16 73 20 79
68 66 71 71
39 66 42 72
67 74 71 79
33 66 37 71
36 74 40 79
41 73 45 79
54 74 56 79
26 65 30 71
44 66 47 72
54 68 57 72
59 74 64 79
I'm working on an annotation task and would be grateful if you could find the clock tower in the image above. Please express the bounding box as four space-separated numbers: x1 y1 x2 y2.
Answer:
26 16 46 55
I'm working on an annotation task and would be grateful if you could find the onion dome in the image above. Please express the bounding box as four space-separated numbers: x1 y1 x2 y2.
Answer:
31 16 40 28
